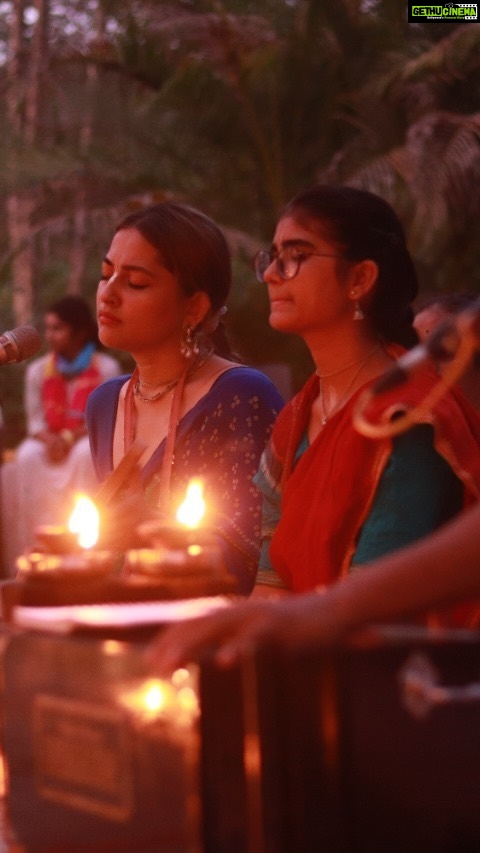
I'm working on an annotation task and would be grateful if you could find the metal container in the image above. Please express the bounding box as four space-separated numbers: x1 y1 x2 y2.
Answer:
2 630 202 852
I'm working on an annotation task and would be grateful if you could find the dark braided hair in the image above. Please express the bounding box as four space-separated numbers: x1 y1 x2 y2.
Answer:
283 185 419 348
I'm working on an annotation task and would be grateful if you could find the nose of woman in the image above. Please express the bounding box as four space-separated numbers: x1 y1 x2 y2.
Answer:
99 271 121 303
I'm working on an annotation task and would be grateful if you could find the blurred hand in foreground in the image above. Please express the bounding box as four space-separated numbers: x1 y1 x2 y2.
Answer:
97 474 160 552
147 589 346 676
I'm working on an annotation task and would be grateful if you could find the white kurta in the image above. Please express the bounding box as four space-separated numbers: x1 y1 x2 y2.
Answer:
0 351 121 574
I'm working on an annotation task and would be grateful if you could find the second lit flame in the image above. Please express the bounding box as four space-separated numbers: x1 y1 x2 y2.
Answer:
68 494 100 549
175 479 205 529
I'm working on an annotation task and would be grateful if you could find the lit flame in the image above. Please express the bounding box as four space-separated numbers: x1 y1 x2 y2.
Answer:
117 678 172 719
175 479 205 528
68 494 100 549
116 672 199 725
143 680 169 713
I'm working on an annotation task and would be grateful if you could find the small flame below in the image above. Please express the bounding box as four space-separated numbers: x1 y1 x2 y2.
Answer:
116 670 199 725
68 494 100 549
176 479 205 529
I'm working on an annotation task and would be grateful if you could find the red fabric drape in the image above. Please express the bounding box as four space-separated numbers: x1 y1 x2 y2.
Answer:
269 357 480 595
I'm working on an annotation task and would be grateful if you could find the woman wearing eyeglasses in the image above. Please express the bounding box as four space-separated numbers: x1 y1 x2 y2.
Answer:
251 185 480 602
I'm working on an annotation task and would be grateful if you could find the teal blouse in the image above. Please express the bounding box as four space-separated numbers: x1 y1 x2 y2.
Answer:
255 424 464 586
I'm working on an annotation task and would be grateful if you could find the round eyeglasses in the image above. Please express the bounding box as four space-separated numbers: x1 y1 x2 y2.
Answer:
254 247 339 283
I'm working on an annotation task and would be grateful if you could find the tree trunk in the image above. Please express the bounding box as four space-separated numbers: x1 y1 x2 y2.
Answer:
6 0 26 135
6 0 36 326
68 2 106 294
25 0 50 147
6 192 36 326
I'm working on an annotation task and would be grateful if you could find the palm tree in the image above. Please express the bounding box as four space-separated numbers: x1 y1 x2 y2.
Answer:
319 23 480 293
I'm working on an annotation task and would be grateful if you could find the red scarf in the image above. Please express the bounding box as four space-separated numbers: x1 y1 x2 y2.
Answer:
42 353 102 432
269 353 480 596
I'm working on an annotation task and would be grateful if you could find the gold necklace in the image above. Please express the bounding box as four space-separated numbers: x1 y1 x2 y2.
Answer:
133 377 180 403
318 344 380 425
132 349 212 403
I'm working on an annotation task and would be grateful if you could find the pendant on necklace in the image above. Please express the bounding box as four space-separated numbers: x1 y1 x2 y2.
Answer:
321 415 328 426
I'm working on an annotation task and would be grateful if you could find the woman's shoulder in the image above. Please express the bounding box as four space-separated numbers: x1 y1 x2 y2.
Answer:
88 374 129 408
211 364 284 402
183 365 283 445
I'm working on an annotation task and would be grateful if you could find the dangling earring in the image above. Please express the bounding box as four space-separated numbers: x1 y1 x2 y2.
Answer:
353 300 364 321
180 325 200 359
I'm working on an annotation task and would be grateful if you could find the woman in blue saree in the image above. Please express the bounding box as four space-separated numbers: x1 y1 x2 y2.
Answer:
87 201 283 593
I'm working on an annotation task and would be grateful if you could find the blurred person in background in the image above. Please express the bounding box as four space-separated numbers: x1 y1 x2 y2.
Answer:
0 296 120 572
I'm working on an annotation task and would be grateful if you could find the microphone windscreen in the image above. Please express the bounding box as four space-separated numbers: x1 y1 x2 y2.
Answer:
11 325 42 361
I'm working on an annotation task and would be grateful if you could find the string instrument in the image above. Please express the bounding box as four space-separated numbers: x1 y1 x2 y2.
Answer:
354 297 480 439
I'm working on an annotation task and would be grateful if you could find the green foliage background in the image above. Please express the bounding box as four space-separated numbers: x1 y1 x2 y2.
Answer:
1 1 479 446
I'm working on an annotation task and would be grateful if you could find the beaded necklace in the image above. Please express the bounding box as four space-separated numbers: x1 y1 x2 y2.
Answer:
133 375 181 403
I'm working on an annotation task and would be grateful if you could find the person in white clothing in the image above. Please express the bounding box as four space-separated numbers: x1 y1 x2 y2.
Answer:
1 296 120 573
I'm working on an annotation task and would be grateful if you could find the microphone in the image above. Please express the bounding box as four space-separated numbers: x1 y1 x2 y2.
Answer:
0 325 42 365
